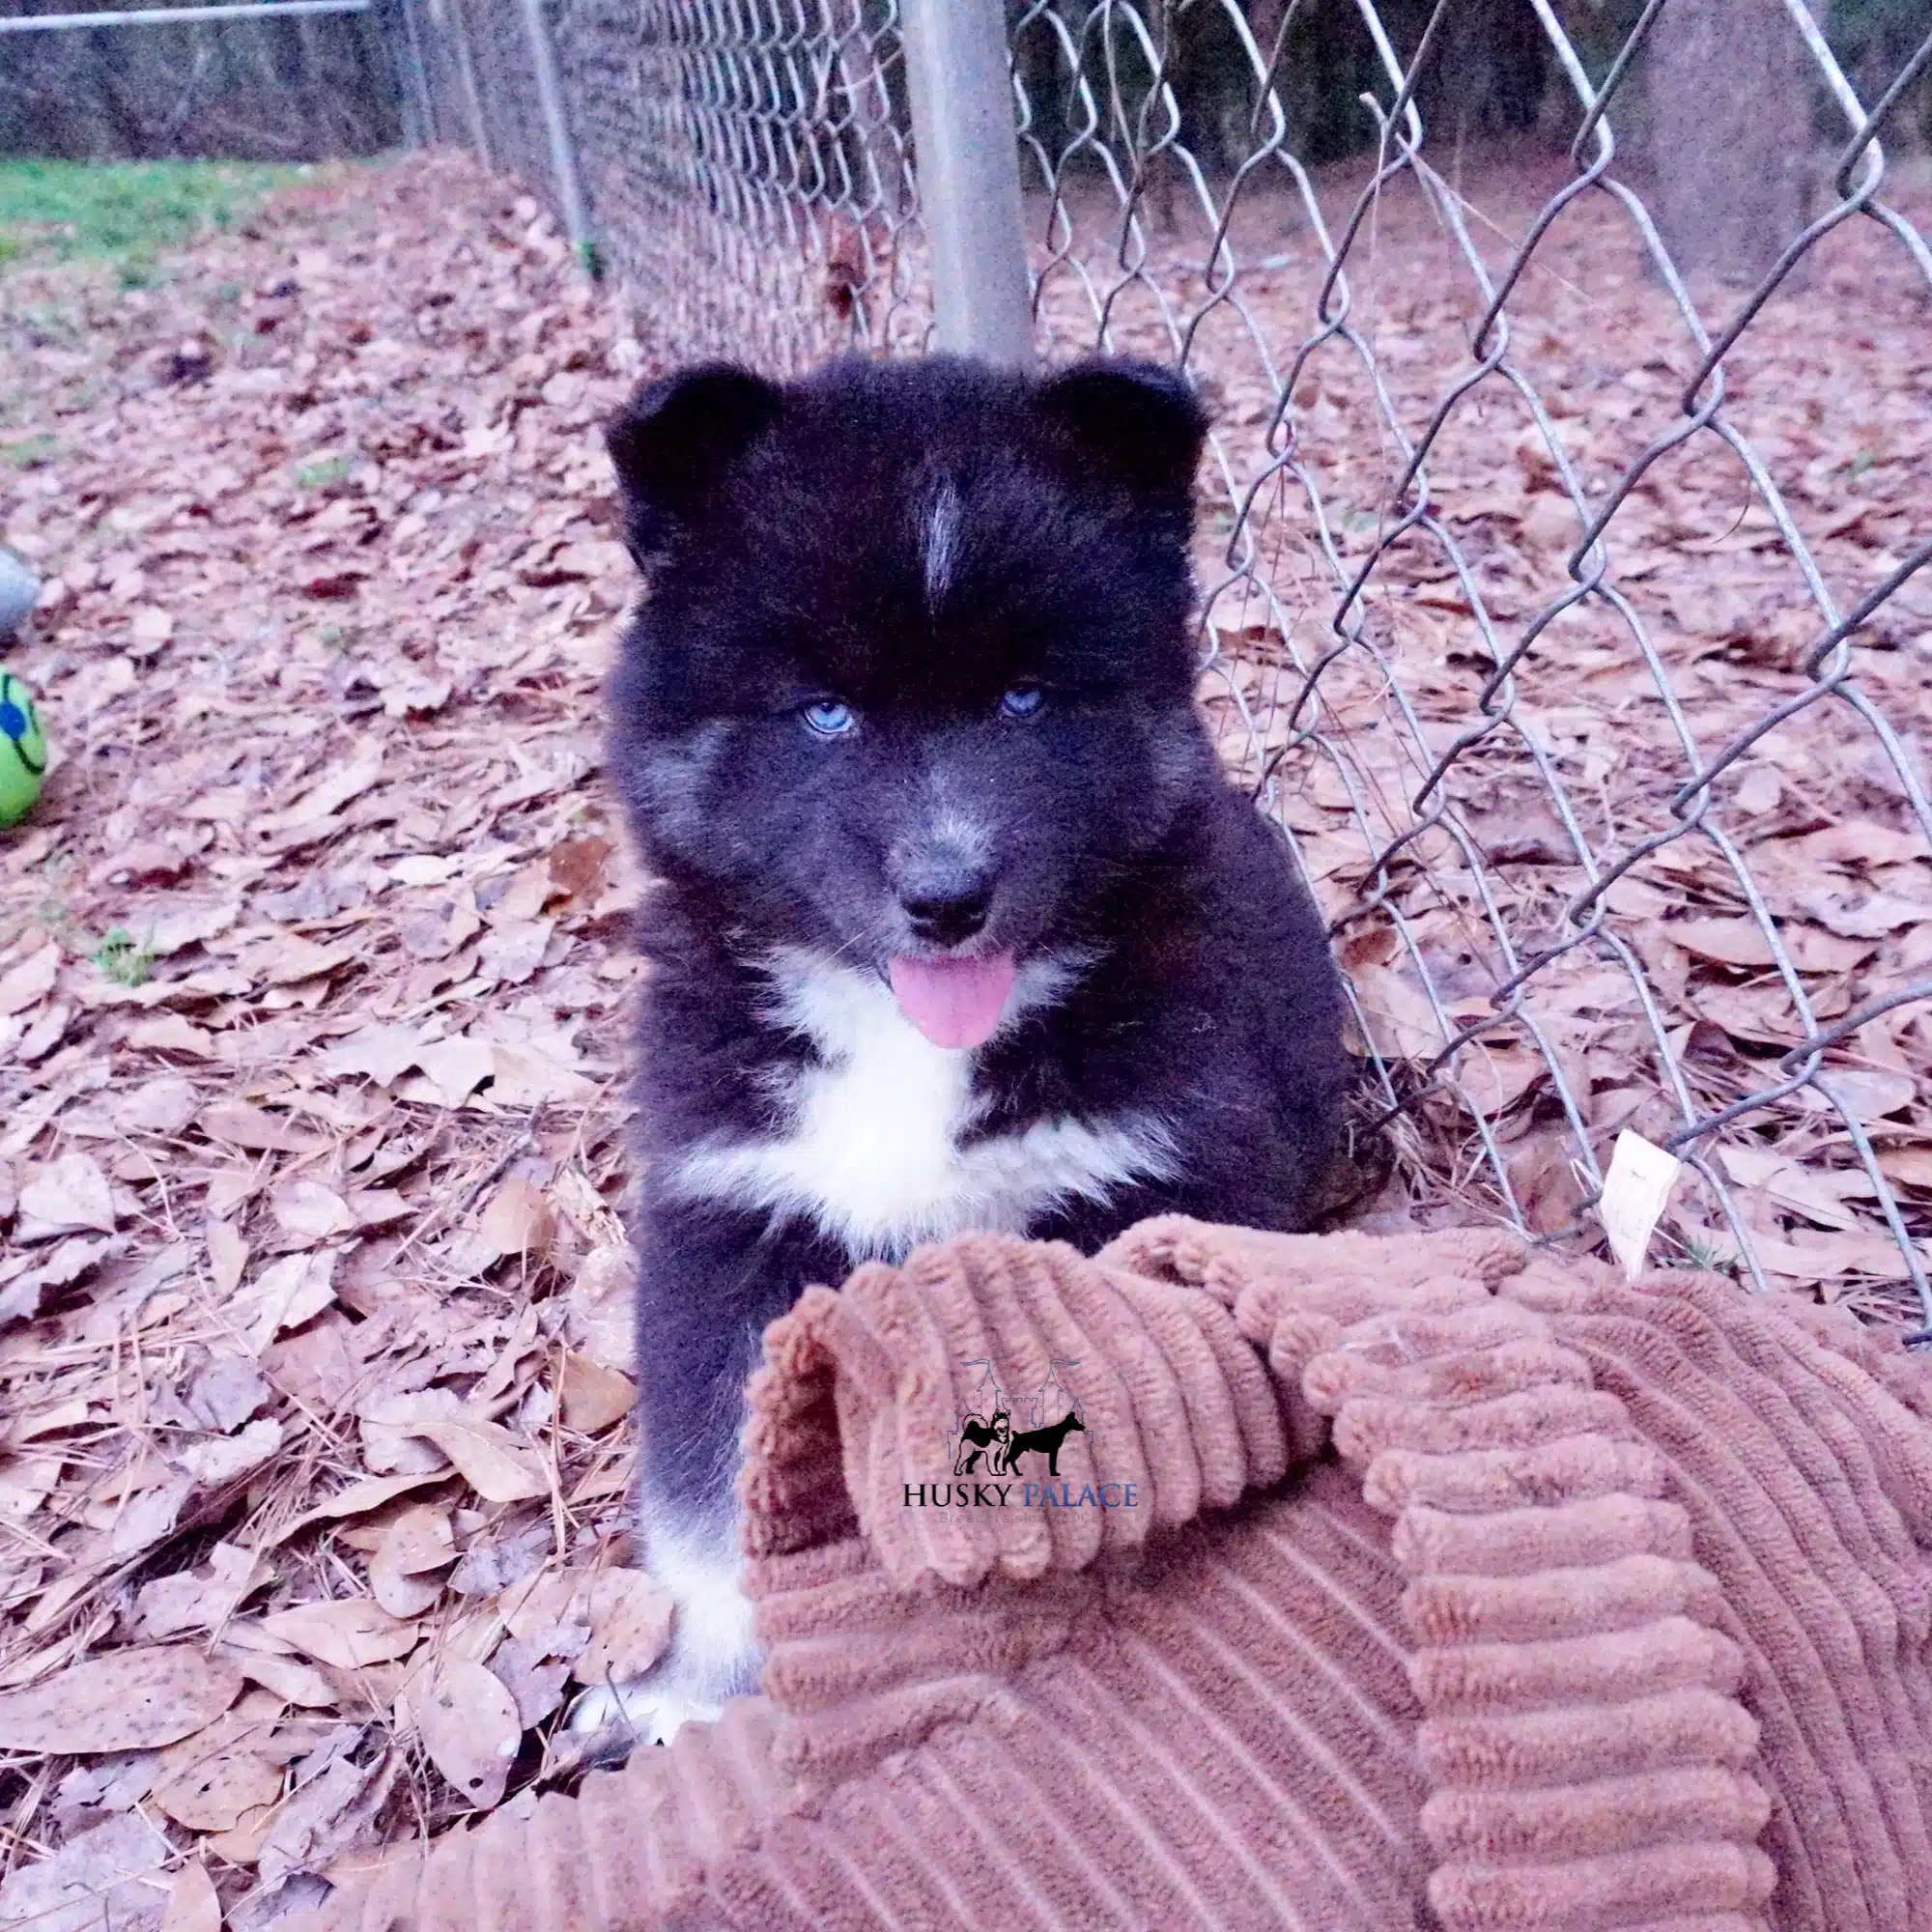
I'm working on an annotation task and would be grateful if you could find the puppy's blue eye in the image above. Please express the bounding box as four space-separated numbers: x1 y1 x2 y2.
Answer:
999 683 1044 720
801 699 856 737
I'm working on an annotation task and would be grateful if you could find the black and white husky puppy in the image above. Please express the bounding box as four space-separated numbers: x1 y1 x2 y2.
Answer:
587 355 1347 1742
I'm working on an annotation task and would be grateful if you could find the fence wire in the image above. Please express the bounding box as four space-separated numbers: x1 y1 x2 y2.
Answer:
405 0 1932 1331
413 0 926 367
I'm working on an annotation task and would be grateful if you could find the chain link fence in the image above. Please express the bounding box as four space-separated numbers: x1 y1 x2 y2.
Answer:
571 0 923 363
401 0 924 366
0 1 406 160
364 0 1932 1330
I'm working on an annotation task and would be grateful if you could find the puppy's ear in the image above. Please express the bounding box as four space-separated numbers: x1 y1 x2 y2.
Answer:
605 363 784 568
1035 359 1207 525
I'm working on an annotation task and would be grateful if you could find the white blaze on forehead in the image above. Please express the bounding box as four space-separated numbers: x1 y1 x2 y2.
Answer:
923 479 962 608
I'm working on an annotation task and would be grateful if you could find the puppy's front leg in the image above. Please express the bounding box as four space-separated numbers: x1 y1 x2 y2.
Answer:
571 1199 837 1747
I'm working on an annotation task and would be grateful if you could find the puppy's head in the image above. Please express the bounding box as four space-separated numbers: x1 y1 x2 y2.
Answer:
605 355 1211 1045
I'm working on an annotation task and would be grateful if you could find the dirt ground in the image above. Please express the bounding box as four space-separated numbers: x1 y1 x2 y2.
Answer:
0 143 1929 1929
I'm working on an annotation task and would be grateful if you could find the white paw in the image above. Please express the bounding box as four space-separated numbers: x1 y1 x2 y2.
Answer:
561 1514 759 1754
563 1538 758 1750
567 1677 722 1747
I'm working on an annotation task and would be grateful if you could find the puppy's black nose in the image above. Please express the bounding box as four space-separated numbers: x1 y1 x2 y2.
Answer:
899 874 991 946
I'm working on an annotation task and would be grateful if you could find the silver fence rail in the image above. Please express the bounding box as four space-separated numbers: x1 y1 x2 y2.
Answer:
306 1 1932 1330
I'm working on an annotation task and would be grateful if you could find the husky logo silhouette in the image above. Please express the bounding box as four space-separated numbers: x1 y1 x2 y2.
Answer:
1000 1408 1086 1478
950 1359 1083 1479
912 1359 1128 1512
952 1406 1011 1477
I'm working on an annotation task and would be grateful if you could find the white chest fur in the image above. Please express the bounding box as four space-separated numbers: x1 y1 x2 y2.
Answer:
668 949 1174 1261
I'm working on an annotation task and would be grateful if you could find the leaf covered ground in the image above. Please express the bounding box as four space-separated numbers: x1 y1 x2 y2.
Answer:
2 153 657 1930
0 143 1930 1932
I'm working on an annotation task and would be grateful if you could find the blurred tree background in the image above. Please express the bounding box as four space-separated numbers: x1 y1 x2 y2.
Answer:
0 0 402 161
0 0 1923 248
1006 0 1932 176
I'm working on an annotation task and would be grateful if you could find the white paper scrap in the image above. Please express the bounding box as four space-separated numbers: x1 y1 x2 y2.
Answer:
1599 1130 1683 1281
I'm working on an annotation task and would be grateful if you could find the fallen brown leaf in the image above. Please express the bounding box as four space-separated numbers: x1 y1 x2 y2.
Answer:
558 1352 636 1435
158 1860 221 1932
474 1176 554 1260
0 1645 243 1753
1878 1146 1932 1192
412 1036 497 1107
1718 1144 1864 1234
409 1659 521 1809
197 1100 323 1155
389 1393 549 1503
129 605 176 646
205 1220 248 1297
1817 1066 1918 1125
239 1250 337 1349
16 1151 116 1238
0 941 59 1015
0 1813 171 1932
113 1075 199 1135
484 1637 571 1730
501 1566 673 1686
256 1747 399 1891
135 1541 267 1640
269 1470 450 1546
184 1355 270 1433
150 1709 284 1831
270 1179 357 1244
1668 918 1779 969
369 1505 456 1618
218 1645 339 1711
259 1599 420 1671
567 1245 636 1371
128 1013 214 1056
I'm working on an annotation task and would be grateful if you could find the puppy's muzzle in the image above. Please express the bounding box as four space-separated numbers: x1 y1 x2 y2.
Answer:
893 847 996 947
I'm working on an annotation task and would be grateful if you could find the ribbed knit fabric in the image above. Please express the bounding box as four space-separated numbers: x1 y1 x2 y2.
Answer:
297 1222 1932 1932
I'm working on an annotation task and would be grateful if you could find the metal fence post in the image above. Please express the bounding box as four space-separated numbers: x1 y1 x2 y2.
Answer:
517 0 590 258
899 0 1034 369
392 0 435 148
445 0 492 170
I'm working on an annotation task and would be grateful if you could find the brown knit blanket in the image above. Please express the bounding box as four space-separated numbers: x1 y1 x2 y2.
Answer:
302 1221 1932 1932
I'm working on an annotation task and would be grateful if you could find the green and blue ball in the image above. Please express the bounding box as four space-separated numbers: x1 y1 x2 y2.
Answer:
0 673 46 828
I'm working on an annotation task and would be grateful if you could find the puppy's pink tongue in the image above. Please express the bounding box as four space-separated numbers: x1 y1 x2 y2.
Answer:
888 952 1018 1050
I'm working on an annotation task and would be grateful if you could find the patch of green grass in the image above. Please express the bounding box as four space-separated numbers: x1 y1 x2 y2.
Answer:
1661 1233 1742 1276
295 454 355 491
91 925 157 987
0 158 298 277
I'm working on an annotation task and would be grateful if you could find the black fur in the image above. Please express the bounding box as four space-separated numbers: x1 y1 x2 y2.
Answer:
603 354 1347 1711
